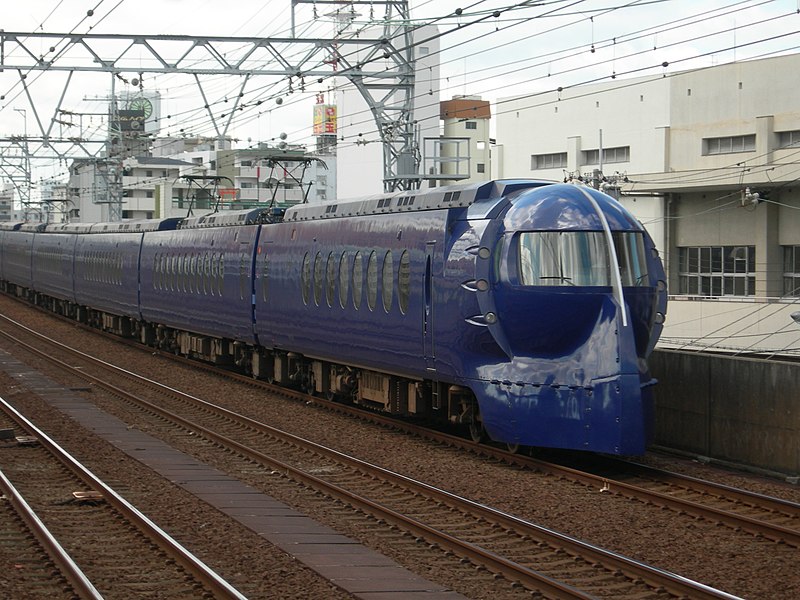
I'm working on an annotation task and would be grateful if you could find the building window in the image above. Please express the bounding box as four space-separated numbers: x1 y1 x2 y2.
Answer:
146 191 154 198
465 121 477 130
476 163 486 173
582 146 630 165
531 152 567 170
704 135 755 155
678 246 756 297
784 246 800 296
778 130 800 149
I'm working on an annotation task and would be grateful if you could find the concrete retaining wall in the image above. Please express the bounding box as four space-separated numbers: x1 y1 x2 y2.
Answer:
651 349 799 477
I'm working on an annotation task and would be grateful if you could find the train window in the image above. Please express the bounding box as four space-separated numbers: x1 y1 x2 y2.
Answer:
203 252 211 295
518 232 611 286
325 252 336 307
172 255 179 291
218 253 225 297
398 250 410 314
313 251 324 306
182 254 189 292
301 252 311 305
261 253 269 302
210 253 217 296
382 250 393 312
352 251 363 310
239 253 247 300
153 254 158 289
187 254 194 293
338 252 349 308
366 250 378 311
612 232 649 286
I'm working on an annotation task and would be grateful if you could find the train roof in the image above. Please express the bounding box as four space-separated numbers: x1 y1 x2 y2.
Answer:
284 179 555 222
0 221 25 231
90 217 183 233
179 207 275 229
19 222 47 232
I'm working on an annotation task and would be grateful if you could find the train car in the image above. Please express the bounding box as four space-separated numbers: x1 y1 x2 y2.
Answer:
252 180 667 455
30 222 87 313
138 209 266 361
72 218 182 336
1 222 44 299
0 221 25 287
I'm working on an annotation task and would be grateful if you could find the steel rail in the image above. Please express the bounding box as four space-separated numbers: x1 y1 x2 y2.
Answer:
0 319 739 600
0 397 248 600
0 465 103 600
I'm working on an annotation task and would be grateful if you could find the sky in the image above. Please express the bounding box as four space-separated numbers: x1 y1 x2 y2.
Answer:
1 0 799 188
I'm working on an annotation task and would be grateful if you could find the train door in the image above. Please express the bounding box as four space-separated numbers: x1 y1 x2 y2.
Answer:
423 242 435 371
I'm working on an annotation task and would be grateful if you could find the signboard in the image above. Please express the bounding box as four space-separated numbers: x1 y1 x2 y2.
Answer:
116 109 145 133
313 104 337 135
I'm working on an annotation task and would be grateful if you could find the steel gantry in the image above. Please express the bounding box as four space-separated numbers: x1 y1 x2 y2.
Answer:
0 0 420 220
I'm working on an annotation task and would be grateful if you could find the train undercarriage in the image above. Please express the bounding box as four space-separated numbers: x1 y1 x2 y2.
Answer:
12 286 486 443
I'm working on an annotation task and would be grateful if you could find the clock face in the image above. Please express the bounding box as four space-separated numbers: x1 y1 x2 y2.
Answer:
128 97 153 118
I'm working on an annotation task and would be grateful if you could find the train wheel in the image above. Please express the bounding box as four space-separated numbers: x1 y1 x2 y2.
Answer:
468 420 485 443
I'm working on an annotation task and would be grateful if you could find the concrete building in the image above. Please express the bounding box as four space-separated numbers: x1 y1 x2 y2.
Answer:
432 95 492 185
496 52 800 356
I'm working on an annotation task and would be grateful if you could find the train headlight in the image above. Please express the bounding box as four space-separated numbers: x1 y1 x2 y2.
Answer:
476 279 489 292
484 312 497 324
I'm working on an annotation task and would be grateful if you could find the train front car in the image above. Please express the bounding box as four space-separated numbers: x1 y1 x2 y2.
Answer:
465 183 667 455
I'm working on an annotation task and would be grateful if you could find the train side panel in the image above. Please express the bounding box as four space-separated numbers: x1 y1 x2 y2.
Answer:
255 210 452 378
139 226 259 345
74 232 143 320
1 230 35 294
31 232 78 304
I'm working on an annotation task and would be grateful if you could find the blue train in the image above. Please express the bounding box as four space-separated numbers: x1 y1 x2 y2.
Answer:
0 180 667 455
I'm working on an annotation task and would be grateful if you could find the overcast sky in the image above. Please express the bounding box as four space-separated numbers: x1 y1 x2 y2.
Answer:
2 0 798 184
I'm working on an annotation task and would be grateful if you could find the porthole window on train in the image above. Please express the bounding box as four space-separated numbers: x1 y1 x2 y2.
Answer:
210 252 217 296
218 253 225 297
182 254 189 293
366 250 378 311
398 250 411 314
382 250 393 312
172 254 179 291
325 252 336 307
239 253 247 300
338 251 349 308
313 251 324 306
188 254 195 294
301 252 311 305
261 253 269 302
352 251 363 310
153 254 158 289
203 252 211 295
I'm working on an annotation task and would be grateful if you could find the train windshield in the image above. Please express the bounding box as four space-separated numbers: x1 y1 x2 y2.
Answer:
518 231 648 287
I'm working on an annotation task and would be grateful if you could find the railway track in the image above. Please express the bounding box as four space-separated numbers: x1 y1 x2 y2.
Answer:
0 397 246 600
0 313 741 599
